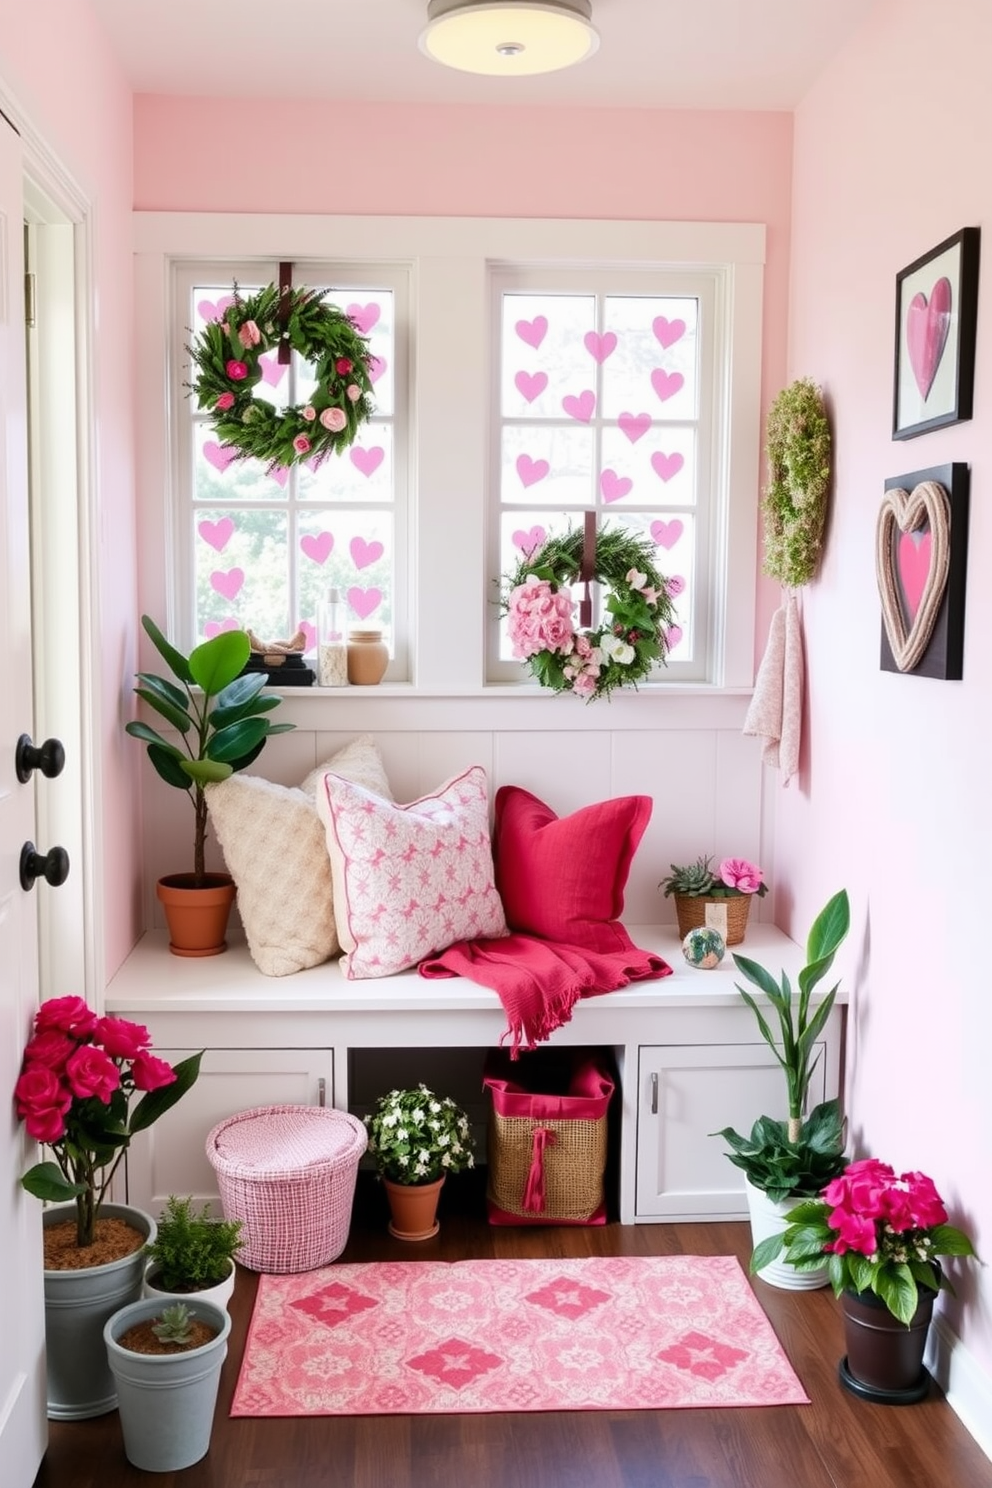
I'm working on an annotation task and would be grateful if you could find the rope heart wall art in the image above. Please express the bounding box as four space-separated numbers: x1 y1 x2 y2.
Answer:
875 462 969 680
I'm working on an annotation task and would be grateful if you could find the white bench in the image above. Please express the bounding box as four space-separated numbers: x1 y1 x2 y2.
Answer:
106 923 846 1226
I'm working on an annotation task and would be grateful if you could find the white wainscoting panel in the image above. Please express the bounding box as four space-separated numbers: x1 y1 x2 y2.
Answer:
139 692 770 937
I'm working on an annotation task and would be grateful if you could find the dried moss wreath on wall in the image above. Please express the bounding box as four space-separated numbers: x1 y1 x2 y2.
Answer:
762 377 832 588
188 284 376 470
502 524 676 701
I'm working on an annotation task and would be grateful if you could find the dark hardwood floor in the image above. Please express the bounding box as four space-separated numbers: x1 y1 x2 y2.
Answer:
35 1173 992 1488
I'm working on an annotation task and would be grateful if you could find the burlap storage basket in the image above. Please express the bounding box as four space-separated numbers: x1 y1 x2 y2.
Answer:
205 1104 367 1273
674 893 752 946
483 1055 614 1225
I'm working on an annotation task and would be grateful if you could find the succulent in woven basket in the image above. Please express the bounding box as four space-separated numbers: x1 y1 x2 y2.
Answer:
364 1084 475 1186
659 855 768 899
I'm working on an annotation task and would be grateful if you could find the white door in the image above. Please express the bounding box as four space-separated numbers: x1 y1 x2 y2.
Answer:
0 114 47 1486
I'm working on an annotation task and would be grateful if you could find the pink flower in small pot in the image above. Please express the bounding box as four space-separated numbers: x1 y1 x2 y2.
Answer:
293 434 312 454
719 858 764 894
215 391 236 411
320 406 348 433
225 359 249 381
238 319 262 348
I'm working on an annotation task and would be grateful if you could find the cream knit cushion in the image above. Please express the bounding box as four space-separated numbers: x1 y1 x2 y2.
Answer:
206 735 392 977
316 765 508 980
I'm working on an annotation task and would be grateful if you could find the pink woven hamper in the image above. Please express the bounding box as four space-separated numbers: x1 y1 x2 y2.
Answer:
205 1104 367 1273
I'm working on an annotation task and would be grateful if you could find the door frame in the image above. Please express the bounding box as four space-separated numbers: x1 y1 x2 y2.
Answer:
8 88 99 1003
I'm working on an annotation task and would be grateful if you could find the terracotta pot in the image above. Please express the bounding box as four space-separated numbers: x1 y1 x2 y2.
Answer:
156 873 236 957
382 1176 445 1241
839 1283 936 1403
346 629 389 685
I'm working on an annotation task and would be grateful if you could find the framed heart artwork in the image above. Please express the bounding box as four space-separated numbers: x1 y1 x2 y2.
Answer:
892 227 980 439
877 462 969 680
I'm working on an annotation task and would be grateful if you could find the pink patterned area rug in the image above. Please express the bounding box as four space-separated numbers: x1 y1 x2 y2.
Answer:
231 1255 808 1417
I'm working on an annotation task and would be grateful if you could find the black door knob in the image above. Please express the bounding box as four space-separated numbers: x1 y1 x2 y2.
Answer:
16 734 66 784
20 842 70 891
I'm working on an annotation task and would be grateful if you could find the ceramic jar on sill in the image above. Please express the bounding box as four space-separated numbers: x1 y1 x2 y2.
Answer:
346 629 389 685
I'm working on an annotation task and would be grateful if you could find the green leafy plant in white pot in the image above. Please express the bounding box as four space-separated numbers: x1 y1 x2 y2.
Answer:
713 888 851 1288
142 1195 243 1310
126 614 294 955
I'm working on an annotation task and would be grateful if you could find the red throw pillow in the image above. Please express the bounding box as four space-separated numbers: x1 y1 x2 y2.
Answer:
492 786 652 952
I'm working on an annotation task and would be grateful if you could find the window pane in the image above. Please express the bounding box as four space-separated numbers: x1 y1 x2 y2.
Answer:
495 279 705 678
600 295 699 419
184 271 401 666
195 509 289 642
298 509 394 653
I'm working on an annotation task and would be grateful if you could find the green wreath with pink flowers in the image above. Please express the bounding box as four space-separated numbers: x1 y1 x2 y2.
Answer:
187 282 376 471
502 524 676 701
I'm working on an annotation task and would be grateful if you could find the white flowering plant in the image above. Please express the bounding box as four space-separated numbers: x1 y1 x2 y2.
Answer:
364 1084 476 1186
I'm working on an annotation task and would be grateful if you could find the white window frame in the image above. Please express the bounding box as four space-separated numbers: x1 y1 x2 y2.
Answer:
488 265 720 684
135 213 763 697
168 258 411 678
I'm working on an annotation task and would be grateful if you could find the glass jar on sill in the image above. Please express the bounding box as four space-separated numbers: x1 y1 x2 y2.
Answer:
346 629 389 686
317 587 349 688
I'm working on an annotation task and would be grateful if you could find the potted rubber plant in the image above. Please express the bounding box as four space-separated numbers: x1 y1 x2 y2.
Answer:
713 888 851 1288
364 1084 476 1241
142 1195 243 1310
104 1299 231 1471
126 614 294 955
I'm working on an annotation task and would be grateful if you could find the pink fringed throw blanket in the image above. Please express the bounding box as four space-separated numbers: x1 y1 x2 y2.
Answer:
419 934 671 1054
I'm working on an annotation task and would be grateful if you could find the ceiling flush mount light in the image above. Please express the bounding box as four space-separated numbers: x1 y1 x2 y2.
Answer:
419 0 599 77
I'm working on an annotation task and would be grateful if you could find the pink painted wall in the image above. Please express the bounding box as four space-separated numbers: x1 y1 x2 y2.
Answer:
0 9 142 978
782 0 991 1377
133 96 794 651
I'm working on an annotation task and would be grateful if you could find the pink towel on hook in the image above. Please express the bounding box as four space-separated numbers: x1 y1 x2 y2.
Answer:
743 593 804 786
419 934 671 1056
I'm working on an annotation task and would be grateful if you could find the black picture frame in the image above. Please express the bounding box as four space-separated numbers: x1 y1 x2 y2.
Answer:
877 462 969 680
892 227 980 440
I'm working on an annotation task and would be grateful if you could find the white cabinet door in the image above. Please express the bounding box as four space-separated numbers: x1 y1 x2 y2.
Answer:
123 1048 334 1217
635 1043 828 1221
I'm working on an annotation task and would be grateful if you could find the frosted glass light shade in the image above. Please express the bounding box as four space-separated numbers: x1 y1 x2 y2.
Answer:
420 0 599 76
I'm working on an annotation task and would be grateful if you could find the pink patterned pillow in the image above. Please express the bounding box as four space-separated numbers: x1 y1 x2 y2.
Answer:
315 765 508 979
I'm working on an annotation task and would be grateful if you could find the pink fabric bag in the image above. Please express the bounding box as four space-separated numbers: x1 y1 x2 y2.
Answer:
483 1054 615 1226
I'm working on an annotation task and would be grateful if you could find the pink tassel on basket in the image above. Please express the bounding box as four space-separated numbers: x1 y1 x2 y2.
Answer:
523 1127 555 1213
